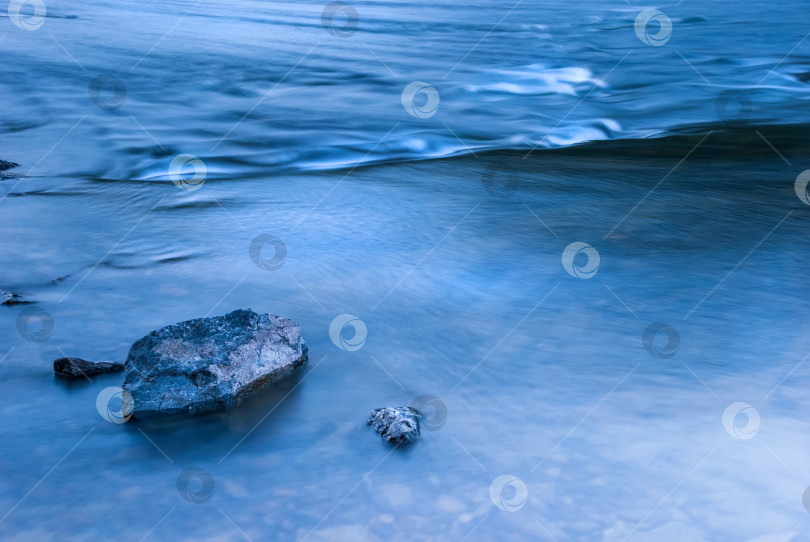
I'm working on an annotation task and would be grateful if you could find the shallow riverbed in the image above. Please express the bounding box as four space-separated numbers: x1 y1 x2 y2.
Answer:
3 0 810 539
3 140 810 540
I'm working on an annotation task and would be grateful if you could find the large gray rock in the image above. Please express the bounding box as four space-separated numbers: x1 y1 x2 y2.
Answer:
123 309 307 418
367 407 421 443
54 357 124 378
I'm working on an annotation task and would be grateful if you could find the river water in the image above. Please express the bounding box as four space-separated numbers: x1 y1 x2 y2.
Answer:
2 0 810 540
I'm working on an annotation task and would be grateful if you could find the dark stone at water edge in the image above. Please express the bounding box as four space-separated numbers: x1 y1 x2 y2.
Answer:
1 291 26 305
123 308 308 418
54 357 124 378
0 160 18 171
368 407 421 443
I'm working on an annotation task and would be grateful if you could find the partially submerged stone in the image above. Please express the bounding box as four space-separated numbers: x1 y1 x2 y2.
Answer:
54 357 124 378
123 308 307 418
1 291 26 305
367 407 421 443
0 160 18 171
0 160 18 179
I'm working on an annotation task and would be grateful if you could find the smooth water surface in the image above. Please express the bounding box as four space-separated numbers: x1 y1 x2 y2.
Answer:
2 0 810 540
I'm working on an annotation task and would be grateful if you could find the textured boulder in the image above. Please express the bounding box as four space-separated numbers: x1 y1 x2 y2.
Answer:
123 309 307 418
54 357 124 378
367 407 421 443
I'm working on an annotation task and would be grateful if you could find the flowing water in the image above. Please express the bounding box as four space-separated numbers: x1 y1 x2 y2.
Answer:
2 0 810 540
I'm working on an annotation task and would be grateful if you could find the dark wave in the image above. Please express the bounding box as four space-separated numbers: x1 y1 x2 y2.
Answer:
278 121 810 175
515 122 810 160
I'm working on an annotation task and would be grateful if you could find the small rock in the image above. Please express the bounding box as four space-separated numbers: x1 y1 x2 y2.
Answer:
0 160 18 179
1 291 27 305
367 407 421 443
123 308 308 418
54 357 124 378
0 160 18 171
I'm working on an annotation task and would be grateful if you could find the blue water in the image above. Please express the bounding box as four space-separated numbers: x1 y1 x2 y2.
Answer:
2 0 810 177
2 0 810 540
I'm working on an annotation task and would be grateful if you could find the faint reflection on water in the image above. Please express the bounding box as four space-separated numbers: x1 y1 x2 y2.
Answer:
1 146 810 540
3 0 810 538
